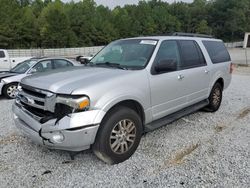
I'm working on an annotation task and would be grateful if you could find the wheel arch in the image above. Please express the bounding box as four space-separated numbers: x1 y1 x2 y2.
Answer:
214 77 224 90
103 99 145 125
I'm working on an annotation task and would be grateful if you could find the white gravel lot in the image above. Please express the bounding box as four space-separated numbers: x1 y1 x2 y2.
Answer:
0 70 250 188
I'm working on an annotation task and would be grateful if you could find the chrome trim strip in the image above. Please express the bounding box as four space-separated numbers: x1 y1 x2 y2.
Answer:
19 90 45 102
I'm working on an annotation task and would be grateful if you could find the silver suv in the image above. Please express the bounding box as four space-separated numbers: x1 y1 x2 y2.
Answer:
13 34 232 164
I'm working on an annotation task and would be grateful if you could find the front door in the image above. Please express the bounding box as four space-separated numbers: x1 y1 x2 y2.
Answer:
149 40 188 121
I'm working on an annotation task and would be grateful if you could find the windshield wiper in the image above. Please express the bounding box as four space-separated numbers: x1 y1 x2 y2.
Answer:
95 62 127 70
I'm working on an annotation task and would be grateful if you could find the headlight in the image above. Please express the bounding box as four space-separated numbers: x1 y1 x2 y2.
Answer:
56 95 90 112
53 95 90 121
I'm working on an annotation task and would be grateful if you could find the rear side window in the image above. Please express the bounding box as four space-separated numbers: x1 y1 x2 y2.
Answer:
53 59 73 69
202 41 231 63
179 40 206 69
0 51 5 58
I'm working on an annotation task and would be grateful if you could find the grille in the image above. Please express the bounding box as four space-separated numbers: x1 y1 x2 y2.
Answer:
16 84 55 123
19 88 46 110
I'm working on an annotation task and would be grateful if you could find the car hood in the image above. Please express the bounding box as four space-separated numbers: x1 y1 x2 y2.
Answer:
21 66 133 94
0 71 18 80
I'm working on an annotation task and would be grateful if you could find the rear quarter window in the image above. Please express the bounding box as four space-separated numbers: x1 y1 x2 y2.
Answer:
54 59 73 69
202 41 231 64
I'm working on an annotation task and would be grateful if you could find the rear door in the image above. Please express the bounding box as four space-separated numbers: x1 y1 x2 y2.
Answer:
0 50 9 70
178 40 210 105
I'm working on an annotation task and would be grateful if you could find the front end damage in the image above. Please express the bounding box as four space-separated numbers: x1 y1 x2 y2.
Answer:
12 84 105 151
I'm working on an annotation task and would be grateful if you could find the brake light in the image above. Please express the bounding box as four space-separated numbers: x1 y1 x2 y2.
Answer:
230 63 233 74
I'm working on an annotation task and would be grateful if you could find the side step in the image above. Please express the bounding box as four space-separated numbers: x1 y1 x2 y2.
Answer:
145 99 209 132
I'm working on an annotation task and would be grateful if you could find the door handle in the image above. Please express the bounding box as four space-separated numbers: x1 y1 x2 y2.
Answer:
205 70 210 74
3 59 8 62
178 74 185 80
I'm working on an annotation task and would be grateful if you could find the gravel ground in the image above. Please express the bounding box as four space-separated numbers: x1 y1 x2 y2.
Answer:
0 69 250 188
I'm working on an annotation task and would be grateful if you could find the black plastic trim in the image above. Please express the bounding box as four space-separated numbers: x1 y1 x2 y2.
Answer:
145 99 209 132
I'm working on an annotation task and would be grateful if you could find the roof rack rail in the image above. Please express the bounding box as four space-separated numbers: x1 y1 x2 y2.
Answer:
172 32 213 38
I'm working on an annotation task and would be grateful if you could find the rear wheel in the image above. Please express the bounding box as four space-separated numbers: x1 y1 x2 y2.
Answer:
205 82 223 112
93 106 143 164
3 83 18 99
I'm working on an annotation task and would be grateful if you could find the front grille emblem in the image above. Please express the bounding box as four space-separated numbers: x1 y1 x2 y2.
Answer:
20 95 35 105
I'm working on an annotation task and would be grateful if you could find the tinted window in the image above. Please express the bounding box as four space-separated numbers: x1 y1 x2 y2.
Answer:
32 60 53 73
54 59 72 69
0 51 5 58
179 40 206 69
203 41 231 63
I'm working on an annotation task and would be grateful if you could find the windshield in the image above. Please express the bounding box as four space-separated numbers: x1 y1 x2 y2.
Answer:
90 39 158 69
10 59 37 73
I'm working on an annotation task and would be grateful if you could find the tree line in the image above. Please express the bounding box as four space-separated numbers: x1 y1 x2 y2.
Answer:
0 0 249 49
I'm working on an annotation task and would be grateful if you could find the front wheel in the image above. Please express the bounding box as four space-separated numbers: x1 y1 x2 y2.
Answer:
93 106 143 164
204 82 223 112
3 83 18 99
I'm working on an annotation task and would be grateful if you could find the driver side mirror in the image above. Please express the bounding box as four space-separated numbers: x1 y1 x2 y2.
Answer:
155 59 177 73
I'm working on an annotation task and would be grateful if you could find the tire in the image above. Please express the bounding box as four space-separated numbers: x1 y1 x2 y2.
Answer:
204 82 223 112
93 106 143 164
3 83 18 99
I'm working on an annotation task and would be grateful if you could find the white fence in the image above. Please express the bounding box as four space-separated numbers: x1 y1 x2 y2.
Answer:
225 41 243 48
7 46 104 58
228 48 250 65
6 45 250 65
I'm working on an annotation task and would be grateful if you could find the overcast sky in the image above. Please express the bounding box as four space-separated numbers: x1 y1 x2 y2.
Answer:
62 0 193 9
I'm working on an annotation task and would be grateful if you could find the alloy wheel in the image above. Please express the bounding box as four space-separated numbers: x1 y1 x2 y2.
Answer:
109 119 136 154
212 87 221 107
7 85 17 98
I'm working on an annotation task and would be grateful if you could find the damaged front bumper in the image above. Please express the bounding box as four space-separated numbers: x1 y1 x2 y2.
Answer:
13 103 106 151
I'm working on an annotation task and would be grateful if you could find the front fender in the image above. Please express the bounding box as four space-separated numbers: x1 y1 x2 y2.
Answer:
2 74 26 84
94 88 152 124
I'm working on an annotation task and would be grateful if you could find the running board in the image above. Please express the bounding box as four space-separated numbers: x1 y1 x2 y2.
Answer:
145 99 209 132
